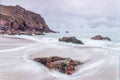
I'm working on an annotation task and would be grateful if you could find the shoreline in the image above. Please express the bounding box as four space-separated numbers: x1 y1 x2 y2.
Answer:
0 36 36 50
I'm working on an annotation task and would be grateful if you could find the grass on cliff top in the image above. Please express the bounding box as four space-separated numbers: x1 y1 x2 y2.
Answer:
0 14 11 20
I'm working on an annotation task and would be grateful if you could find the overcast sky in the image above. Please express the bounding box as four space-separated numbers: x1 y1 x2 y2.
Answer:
1 0 120 32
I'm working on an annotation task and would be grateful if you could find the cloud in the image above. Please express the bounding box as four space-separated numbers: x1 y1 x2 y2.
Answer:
1 0 120 17
1 0 120 32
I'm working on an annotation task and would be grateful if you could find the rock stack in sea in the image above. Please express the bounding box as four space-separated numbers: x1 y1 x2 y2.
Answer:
0 5 56 35
34 56 82 75
59 36 84 44
91 35 111 41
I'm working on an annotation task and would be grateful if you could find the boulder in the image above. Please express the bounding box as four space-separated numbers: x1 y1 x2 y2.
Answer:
65 31 69 33
91 35 111 41
34 56 82 75
59 36 83 44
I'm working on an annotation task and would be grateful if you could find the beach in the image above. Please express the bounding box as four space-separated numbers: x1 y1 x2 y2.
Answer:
0 35 119 80
0 36 36 50
0 1 119 80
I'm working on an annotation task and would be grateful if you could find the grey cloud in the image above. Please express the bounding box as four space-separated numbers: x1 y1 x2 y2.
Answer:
1 0 120 32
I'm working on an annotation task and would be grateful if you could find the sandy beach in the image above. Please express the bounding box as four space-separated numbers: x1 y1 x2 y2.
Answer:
0 36 36 50
0 1 119 80
0 36 119 80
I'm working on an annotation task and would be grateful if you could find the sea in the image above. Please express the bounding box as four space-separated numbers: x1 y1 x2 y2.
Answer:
0 32 120 80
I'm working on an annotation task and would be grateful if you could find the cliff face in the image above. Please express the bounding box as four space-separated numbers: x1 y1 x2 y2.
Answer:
0 5 55 35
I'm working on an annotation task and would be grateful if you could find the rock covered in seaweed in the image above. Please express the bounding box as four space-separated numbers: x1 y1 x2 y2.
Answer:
91 35 111 41
59 36 83 44
34 56 82 75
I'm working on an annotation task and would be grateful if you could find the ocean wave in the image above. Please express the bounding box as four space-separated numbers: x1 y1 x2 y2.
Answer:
2 34 120 52
1 35 58 43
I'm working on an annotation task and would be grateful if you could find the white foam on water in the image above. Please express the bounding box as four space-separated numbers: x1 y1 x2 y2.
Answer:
2 35 42 42
0 35 120 80
84 39 111 47
2 35 58 43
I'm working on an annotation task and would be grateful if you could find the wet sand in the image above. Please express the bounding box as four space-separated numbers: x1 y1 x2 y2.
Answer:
0 37 119 80
29 45 119 80
0 36 36 50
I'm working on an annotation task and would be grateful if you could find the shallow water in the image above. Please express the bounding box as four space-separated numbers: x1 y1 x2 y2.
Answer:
42 32 120 42
0 34 120 80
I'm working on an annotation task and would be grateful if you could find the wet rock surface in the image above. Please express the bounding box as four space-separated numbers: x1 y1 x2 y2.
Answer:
91 35 111 41
34 56 82 75
59 36 83 44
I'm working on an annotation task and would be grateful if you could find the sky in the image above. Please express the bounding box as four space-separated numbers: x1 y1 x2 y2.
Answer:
1 0 120 32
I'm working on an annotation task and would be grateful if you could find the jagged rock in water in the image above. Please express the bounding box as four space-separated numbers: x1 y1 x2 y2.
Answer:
34 56 82 75
91 35 111 41
59 36 83 44
0 5 56 35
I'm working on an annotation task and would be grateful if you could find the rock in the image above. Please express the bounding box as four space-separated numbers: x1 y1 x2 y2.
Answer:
34 56 82 75
59 36 83 44
91 35 111 41
65 31 69 33
0 5 56 35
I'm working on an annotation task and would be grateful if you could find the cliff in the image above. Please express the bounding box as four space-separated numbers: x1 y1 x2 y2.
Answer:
0 5 55 35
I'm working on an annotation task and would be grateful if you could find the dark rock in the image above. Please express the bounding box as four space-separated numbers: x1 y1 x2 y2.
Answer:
59 36 83 44
91 35 111 41
65 31 69 33
34 56 82 75
0 5 56 35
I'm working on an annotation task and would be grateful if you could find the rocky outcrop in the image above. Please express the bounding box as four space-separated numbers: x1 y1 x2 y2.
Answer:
59 36 83 44
34 56 82 75
0 5 56 35
91 35 111 41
